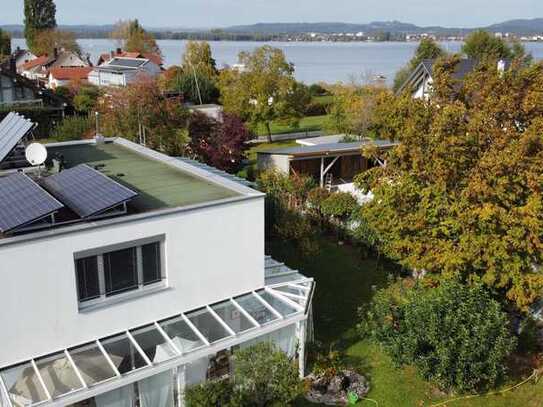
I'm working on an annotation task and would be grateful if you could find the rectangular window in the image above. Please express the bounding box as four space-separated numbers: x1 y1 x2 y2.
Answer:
76 257 100 302
142 242 161 285
74 238 165 309
104 247 138 296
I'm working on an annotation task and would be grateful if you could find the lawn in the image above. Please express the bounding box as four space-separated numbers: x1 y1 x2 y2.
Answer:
254 115 328 136
266 236 543 407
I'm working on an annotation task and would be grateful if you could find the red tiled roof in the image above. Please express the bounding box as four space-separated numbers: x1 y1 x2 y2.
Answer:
99 50 163 66
21 55 50 71
49 67 93 81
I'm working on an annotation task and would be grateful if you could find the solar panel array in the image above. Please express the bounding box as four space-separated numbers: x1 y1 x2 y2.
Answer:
0 173 63 233
109 58 146 68
42 164 138 218
0 112 34 163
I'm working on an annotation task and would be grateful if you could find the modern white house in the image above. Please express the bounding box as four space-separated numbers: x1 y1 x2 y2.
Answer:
88 57 162 87
0 119 314 407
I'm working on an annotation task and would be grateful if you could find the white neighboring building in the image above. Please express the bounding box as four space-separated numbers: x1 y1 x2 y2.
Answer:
88 57 162 87
0 136 314 407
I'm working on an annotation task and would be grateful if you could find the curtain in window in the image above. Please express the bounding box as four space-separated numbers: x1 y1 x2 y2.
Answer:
138 370 174 407
239 324 297 357
94 383 134 407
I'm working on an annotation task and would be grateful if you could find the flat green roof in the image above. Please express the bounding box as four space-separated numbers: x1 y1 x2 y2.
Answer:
46 142 240 211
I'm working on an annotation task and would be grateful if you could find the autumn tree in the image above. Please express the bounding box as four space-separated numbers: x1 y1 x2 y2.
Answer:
32 29 80 56
354 57 543 310
394 38 446 92
111 19 160 55
0 29 11 58
160 65 219 105
182 41 217 79
218 46 303 142
24 0 57 53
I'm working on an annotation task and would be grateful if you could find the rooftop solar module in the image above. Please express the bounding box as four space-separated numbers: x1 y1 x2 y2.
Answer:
42 164 138 218
109 58 146 68
0 112 34 163
0 173 63 233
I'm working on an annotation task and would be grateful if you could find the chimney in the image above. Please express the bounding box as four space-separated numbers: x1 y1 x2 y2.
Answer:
116 48 122 55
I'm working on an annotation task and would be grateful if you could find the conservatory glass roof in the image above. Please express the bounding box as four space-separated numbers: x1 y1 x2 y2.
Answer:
0 268 314 407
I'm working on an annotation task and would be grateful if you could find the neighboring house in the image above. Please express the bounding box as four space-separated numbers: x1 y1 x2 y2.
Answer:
19 49 90 83
97 48 163 68
0 133 314 407
11 47 37 71
257 134 396 199
47 66 93 89
0 58 42 107
397 58 511 99
88 57 162 87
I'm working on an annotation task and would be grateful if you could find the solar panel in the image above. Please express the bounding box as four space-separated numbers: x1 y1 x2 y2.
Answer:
42 164 138 218
109 58 145 68
0 173 64 233
0 112 34 163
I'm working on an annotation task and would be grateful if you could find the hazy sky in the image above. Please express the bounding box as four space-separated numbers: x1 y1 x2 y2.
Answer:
3 0 542 28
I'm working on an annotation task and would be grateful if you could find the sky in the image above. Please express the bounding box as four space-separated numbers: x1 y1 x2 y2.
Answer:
2 0 542 28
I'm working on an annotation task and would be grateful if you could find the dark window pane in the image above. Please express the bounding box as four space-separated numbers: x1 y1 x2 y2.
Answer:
104 247 138 296
142 242 161 285
76 257 100 302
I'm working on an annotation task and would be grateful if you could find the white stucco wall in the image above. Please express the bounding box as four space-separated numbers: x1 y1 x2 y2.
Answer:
0 196 265 366
257 153 291 174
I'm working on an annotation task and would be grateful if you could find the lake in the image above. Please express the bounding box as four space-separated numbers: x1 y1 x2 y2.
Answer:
11 38 543 85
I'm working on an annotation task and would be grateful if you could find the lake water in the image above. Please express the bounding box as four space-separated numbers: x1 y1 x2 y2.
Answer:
12 38 543 85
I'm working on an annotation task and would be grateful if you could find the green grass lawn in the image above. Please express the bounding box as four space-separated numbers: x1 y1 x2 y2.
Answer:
266 236 543 407
254 115 328 136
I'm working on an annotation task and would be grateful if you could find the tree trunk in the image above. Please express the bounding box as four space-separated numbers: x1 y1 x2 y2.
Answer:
265 122 273 143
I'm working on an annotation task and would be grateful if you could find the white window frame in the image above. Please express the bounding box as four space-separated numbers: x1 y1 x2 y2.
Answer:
74 235 166 310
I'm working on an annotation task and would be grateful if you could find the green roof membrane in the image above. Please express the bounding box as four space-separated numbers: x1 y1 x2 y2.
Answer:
46 142 239 211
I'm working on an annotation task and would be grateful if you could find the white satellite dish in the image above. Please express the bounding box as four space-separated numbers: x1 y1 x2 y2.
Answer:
25 143 48 166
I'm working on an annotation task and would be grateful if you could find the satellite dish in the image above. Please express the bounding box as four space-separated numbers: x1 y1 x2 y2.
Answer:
25 143 48 166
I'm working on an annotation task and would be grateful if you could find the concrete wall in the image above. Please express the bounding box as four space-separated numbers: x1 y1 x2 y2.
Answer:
257 153 291 174
0 197 265 366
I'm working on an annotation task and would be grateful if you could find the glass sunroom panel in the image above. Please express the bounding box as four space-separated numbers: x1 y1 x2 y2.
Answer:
100 333 147 374
160 316 205 354
274 285 308 296
129 325 178 364
257 290 299 317
186 308 232 343
0 361 49 405
235 293 278 325
211 300 256 334
35 352 84 398
68 342 117 386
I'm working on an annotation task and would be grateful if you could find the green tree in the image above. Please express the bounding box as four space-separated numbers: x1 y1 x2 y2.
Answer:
218 46 302 142
24 0 57 53
462 30 513 61
0 29 11 58
233 342 302 406
394 38 445 92
182 41 217 80
73 85 102 114
111 19 160 55
362 281 516 393
354 57 543 310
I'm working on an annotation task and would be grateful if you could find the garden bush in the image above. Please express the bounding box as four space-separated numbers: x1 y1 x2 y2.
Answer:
321 192 359 221
233 342 303 406
52 115 93 141
185 379 240 407
361 281 517 393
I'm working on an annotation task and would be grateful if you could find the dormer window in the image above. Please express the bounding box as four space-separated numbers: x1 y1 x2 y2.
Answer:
74 236 165 310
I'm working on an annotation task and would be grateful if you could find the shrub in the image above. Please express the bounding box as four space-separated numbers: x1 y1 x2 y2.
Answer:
321 192 359 221
234 342 303 406
185 379 239 407
362 281 517 393
73 85 102 114
308 83 329 96
52 116 93 141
